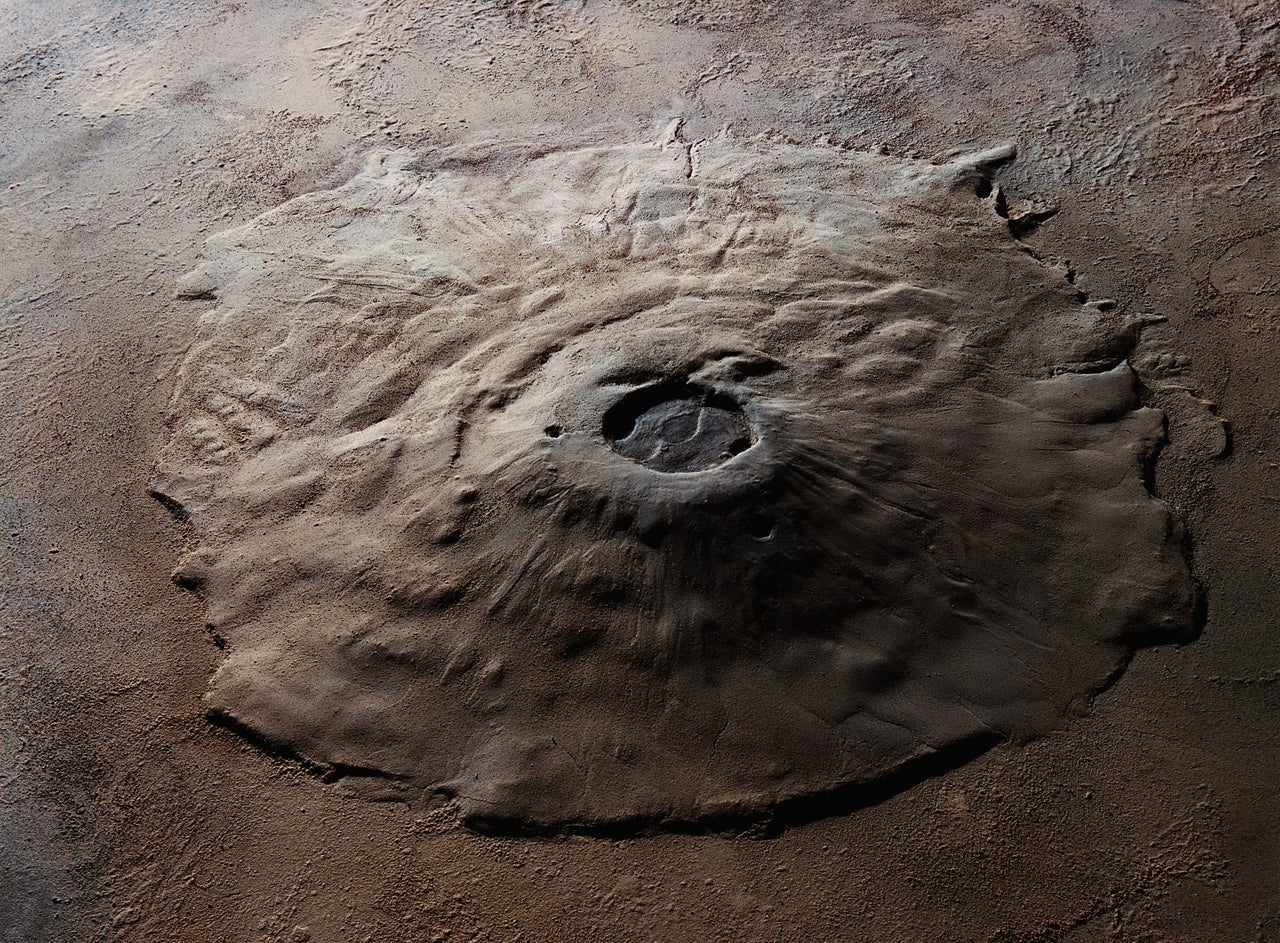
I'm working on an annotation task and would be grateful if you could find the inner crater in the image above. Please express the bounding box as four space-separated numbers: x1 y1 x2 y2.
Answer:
601 381 755 473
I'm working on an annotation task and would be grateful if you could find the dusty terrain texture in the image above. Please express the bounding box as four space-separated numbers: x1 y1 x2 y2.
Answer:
0 0 1276 940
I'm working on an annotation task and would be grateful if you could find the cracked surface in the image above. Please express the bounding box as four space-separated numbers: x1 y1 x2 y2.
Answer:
153 135 1198 829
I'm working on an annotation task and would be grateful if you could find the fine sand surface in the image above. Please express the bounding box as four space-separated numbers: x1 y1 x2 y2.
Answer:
1 1 1276 941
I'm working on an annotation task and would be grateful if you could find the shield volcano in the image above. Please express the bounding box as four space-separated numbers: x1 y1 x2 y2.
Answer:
153 132 1198 830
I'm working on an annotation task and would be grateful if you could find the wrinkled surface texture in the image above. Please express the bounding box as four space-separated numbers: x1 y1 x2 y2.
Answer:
155 138 1195 827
